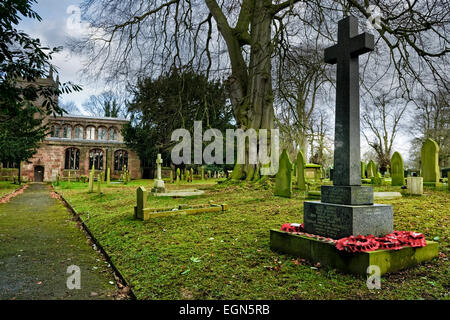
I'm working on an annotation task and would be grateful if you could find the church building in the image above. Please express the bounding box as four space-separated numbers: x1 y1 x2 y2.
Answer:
0 72 141 182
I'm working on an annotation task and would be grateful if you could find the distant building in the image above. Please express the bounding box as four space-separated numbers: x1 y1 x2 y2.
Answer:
0 71 141 182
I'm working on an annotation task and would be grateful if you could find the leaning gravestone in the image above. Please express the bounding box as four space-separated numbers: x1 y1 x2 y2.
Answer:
303 16 393 238
391 151 404 186
295 150 306 191
421 138 440 185
274 149 293 198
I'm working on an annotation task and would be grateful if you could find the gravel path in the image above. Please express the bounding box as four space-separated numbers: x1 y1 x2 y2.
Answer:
0 183 117 300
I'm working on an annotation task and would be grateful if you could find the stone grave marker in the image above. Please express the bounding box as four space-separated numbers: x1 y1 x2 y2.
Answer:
407 176 423 195
152 153 166 193
391 152 404 186
303 16 393 238
107 167 110 184
96 173 102 193
421 138 440 185
274 149 293 198
88 165 94 193
295 150 306 191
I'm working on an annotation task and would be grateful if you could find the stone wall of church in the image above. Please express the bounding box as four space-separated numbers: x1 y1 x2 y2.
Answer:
20 143 141 182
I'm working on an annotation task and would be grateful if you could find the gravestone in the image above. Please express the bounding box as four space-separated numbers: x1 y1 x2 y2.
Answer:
96 173 102 193
152 153 166 193
176 168 180 184
190 168 194 182
361 161 366 179
295 150 306 191
274 149 293 198
407 176 423 195
366 160 376 178
201 166 205 180
421 138 440 184
391 152 404 186
303 16 393 239
134 186 148 220
88 166 94 193
107 167 110 184
185 169 190 182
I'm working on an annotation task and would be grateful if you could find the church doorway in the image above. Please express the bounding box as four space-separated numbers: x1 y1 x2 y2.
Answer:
34 166 44 182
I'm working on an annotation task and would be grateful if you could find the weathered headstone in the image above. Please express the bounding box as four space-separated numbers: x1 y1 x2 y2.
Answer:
152 153 166 193
201 166 205 180
366 160 376 179
134 186 148 220
176 168 180 184
304 16 392 238
295 150 306 191
96 173 102 193
391 152 404 186
421 138 440 184
361 161 366 179
88 165 94 192
107 167 111 184
407 176 423 195
190 168 194 182
274 149 293 198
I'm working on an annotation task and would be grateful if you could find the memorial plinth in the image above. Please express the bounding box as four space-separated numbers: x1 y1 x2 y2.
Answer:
270 16 437 275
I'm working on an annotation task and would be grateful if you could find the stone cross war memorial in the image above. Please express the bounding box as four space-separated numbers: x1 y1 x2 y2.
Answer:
270 16 438 275
305 16 393 239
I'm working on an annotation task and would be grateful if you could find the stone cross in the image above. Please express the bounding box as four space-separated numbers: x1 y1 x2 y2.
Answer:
303 16 393 239
324 16 374 186
156 154 163 180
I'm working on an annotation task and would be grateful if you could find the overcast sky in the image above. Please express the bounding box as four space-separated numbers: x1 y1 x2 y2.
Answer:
17 0 413 163
17 0 105 114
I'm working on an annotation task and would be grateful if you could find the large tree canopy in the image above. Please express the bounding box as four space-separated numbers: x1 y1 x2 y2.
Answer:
123 67 234 174
72 0 449 180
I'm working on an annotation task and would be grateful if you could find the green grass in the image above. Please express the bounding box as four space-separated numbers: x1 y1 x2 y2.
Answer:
54 180 449 300
0 181 22 198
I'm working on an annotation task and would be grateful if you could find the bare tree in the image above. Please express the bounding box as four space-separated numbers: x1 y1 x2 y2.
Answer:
70 0 449 180
59 99 80 115
82 91 126 118
362 91 408 173
274 43 332 158
410 84 450 168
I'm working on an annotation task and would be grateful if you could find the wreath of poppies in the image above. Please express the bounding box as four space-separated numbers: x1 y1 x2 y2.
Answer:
280 223 426 252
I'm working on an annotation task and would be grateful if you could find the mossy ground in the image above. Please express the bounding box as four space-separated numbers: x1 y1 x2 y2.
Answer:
54 179 449 300
0 183 118 299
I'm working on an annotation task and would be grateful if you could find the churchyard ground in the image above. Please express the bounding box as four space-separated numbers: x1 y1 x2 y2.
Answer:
0 181 22 198
52 179 449 300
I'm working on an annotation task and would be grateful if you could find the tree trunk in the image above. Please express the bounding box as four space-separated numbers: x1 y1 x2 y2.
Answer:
17 161 21 185
207 0 274 181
